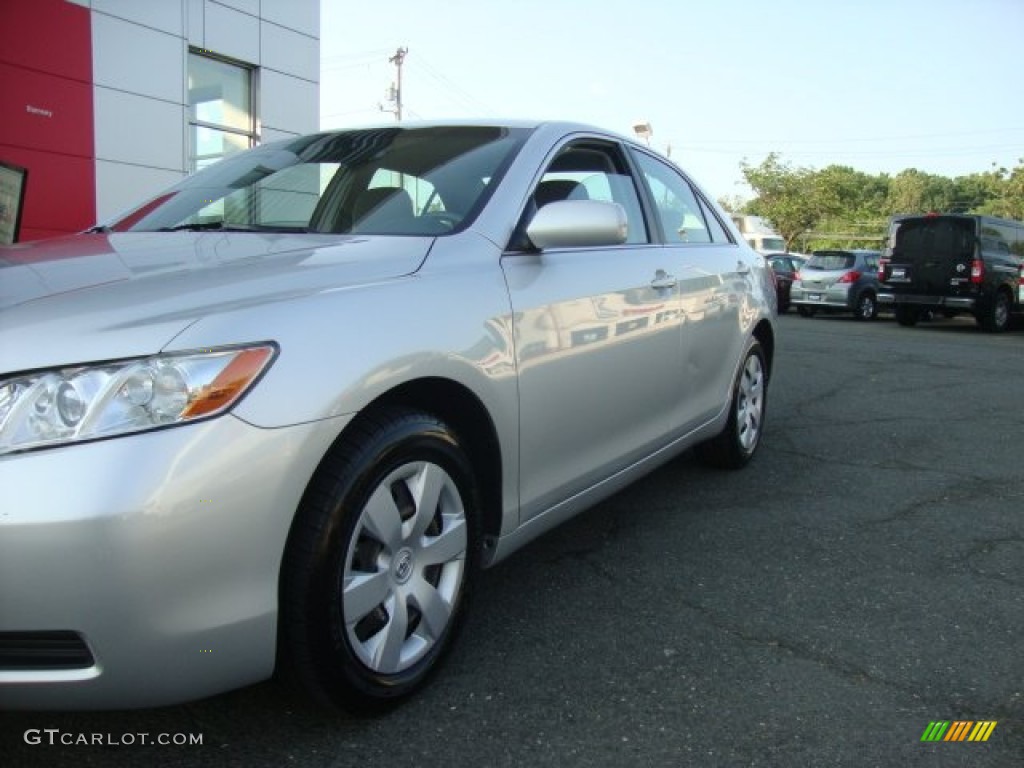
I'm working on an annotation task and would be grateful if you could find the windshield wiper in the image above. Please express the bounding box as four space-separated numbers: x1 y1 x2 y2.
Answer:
157 222 311 233
158 222 259 232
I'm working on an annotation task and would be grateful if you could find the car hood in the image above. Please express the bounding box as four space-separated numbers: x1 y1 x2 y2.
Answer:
0 232 432 372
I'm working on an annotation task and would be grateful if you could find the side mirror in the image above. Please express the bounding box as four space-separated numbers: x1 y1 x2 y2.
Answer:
525 200 628 250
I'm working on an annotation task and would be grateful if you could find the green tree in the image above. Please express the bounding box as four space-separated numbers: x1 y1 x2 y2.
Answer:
717 195 746 214
740 153 820 250
884 169 957 216
805 165 889 249
739 156 1024 252
971 160 1024 220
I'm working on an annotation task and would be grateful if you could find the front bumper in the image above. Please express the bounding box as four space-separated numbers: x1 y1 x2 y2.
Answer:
0 414 346 710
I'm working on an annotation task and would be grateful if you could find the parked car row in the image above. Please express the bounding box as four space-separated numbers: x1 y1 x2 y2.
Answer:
770 249 883 321
768 213 1024 332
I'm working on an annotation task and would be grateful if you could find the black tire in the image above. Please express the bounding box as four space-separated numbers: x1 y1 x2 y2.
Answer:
279 408 481 712
796 306 815 318
854 291 877 321
979 290 1011 333
895 305 919 327
696 340 767 469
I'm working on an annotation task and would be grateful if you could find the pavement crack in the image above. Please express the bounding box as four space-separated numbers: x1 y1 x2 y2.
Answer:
675 596 1023 718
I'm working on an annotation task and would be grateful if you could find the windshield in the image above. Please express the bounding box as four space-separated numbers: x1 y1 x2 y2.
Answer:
761 237 786 252
106 126 529 235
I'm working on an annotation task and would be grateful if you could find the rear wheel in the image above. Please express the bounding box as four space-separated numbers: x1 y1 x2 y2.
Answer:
797 306 815 317
696 340 766 469
280 408 480 712
979 290 1011 333
854 292 877 321
895 305 919 327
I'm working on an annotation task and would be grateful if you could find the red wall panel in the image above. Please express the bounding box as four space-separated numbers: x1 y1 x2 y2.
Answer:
0 147 95 241
0 0 92 81
0 0 94 241
0 62 94 158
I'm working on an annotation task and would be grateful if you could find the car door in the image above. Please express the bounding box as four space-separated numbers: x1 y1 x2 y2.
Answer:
629 149 749 428
501 139 685 522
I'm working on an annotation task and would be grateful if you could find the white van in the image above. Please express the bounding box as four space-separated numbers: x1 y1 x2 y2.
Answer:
730 214 786 254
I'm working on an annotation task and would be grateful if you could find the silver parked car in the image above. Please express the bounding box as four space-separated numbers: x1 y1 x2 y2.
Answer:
0 121 776 711
790 249 883 320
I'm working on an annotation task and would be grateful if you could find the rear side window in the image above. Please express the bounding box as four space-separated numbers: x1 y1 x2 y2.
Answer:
697 196 732 244
632 151 715 245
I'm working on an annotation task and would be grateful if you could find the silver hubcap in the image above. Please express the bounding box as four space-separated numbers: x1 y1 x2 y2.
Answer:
342 461 467 674
995 297 1008 328
736 352 765 452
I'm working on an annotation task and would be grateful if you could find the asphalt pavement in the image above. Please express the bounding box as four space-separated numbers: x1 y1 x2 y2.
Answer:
4 312 1023 767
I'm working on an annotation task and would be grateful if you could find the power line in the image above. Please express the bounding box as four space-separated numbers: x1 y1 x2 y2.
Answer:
680 126 1024 148
321 48 391 62
414 55 499 116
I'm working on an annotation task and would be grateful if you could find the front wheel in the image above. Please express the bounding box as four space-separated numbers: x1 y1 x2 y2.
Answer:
696 340 767 469
279 408 480 712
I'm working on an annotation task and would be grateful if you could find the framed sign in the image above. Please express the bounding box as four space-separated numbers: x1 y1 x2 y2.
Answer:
0 160 29 245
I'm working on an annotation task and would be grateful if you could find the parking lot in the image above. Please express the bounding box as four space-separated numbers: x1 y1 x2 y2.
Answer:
5 312 1023 767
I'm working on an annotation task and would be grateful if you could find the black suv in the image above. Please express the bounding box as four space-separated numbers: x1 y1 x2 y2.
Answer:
878 214 1024 332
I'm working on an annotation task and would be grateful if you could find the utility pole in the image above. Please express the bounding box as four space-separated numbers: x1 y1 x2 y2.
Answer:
382 47 408 122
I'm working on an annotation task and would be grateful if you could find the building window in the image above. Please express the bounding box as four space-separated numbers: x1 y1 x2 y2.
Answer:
188 51 256 172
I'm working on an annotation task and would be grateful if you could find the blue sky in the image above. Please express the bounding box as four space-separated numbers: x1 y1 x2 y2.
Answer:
320 0 1024 201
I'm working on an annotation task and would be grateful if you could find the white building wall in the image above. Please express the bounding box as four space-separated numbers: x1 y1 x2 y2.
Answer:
88 0 319 221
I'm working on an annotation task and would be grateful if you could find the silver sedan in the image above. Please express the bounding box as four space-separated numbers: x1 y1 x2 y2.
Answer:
0 121 776 711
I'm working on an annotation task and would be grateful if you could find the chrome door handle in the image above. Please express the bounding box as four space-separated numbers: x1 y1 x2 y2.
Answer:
736 261 751 275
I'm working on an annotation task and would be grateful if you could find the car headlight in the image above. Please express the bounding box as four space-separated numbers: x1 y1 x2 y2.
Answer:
0 344 276 456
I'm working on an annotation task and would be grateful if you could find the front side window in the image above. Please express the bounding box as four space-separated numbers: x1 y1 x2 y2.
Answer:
107 126 529 235
188 51 256 173
531 142 649 245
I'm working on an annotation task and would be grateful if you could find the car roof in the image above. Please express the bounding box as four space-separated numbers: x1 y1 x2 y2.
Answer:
811 249 880 256
305 119 645 149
